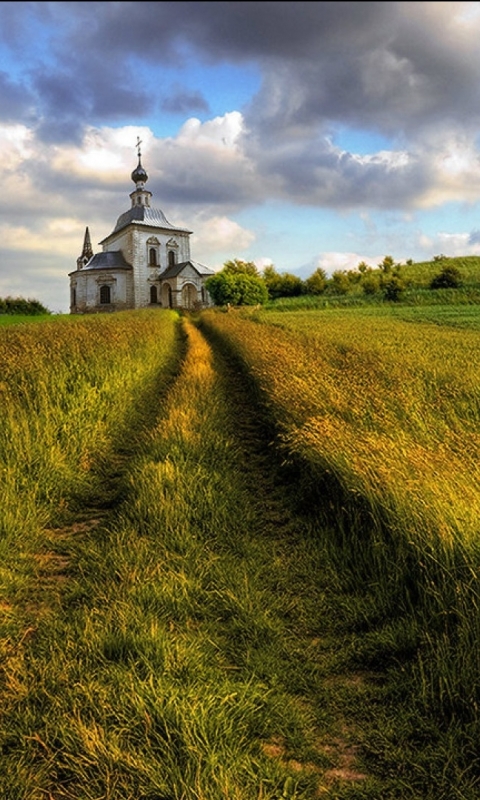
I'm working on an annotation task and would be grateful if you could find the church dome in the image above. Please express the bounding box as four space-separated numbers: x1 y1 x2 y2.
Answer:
131 158 148 184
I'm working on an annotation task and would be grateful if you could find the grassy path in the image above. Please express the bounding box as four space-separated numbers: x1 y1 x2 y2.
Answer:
1 315 471 798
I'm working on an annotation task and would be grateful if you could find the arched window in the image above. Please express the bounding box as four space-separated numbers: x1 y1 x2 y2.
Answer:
150 285 158 304
100 285 111 304
168 250 176 267
149 248 157 266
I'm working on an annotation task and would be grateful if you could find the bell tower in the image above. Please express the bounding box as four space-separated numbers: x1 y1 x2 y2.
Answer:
129 136 152 209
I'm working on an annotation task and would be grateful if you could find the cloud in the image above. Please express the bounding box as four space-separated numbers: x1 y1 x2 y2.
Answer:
190 214 255 264
161 86 210 115
2 3 480 312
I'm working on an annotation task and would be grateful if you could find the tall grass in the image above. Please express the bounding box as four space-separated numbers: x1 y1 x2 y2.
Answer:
0 316 334 799
2 304 479 796
198 306 480 737
0 309 182 600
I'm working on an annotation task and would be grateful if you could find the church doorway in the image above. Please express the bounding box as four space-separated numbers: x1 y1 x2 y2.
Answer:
161 283 172 308
182 283 197 310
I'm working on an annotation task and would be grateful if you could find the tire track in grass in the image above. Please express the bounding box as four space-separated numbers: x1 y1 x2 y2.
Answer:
188 316 373 796
1 315 377 799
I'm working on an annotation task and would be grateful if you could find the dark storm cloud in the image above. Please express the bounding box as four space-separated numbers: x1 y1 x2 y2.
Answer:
2 2 480 212
3 3 480 138
0 70 36 122
52 1 480 139
161 88 210 115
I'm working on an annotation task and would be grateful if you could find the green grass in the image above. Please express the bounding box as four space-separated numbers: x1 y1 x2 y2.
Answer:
1 301 480 798
0 313 60 326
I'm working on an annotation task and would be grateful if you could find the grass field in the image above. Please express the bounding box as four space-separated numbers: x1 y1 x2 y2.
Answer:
0 303 479 798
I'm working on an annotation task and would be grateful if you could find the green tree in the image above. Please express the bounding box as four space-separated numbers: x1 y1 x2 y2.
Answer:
362 275 380 295
329 270 350 295
205 271 268 306
263 266 304 299
262 265 284 299
383 275 405 301
304 267 327 295
379 255 395 273
223 259 260 276
276 272 304 297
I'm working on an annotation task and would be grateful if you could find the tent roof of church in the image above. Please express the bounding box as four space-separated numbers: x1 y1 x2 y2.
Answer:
162 260 215 279
81 251 133 271
102 205 192 241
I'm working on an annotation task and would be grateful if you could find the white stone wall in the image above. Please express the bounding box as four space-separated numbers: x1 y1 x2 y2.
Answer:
71 270 132 312
103 225 192 309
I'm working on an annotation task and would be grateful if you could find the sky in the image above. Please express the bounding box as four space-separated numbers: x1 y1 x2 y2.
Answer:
3 2 480 312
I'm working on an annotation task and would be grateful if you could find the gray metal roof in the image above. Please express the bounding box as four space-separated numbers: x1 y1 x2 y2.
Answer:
81 251 133 271
104 205 193 239
161 260 215 279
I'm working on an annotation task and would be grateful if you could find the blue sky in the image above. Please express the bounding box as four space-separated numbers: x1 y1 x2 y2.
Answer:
2 2 480 312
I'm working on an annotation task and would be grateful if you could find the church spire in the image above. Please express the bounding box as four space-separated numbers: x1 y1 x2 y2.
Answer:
77 226 94 270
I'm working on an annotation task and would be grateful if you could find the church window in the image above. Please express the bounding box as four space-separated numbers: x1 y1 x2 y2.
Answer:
100 285 111 304
149 248 157 266
168 250 176 267
150 285 158 304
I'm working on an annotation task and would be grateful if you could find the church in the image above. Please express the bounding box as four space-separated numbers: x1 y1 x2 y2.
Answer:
69 142 215 313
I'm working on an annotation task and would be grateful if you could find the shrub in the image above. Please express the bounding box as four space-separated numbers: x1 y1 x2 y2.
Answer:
383 276 405 302
430 266 463 289
0 296 51 315
362 275 380 295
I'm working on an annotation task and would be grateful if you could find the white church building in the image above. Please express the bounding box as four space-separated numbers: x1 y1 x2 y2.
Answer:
69 143 215 313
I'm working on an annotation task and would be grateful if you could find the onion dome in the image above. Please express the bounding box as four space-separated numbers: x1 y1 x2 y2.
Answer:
131 157 148 185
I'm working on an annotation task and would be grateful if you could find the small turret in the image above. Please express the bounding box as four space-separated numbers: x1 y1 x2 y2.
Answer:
77 226 94 270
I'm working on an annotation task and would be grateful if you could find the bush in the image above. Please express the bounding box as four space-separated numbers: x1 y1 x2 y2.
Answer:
383 276 405 302
362 275 380 295
0 296 51 315
430 266 463 289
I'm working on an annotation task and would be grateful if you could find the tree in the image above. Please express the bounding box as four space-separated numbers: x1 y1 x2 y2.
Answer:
383 275 405 301
205 270 268 306
223 259 260 276
379 255 395 273
263 265 304 299
304 267 327 295
362 275 380 295
262 265 284 299
329 270 350 295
